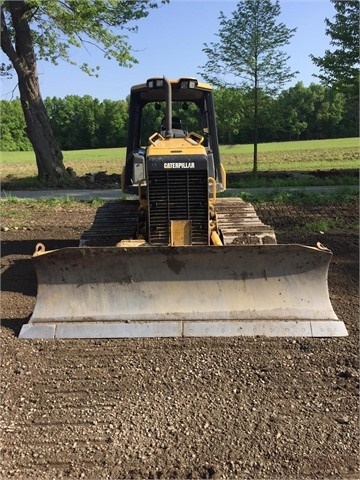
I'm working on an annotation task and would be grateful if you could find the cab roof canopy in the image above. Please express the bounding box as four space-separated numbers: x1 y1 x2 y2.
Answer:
130 77 212 104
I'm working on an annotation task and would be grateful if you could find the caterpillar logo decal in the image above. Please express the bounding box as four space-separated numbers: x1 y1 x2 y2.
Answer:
164 162 195 169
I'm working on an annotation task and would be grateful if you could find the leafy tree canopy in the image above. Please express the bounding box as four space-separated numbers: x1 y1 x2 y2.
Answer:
1 0 168 77
311 0 359 93
198 0 298 172
0 0 168 182
198 0 297 93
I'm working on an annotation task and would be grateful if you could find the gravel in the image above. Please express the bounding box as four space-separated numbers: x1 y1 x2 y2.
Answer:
0 201 358 479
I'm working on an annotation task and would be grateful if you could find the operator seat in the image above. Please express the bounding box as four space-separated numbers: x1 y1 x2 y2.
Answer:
160 116 187 138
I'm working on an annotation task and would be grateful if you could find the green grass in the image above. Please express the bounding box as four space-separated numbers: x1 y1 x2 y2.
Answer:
0 147 126 165
1 196 104 208
228 174 358 189
1 138 358 183
1 147 126 183
225 187 359 205
293 218 354 233
221 138 359 172
221 137 359 154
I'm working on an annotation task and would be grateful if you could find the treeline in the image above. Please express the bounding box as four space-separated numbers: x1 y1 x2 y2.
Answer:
0 95 128 151
1 82 357 151
214 82 357 144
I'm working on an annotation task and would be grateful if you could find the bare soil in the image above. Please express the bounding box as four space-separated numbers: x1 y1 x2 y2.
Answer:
1 199 359 480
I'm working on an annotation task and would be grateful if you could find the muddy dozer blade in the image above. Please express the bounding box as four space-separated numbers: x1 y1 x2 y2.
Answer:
19 244 347 339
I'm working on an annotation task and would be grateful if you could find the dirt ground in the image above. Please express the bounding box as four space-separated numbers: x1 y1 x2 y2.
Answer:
1 199 359 479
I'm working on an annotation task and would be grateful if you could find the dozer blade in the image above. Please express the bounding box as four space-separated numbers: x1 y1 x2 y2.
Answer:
19 244 347 339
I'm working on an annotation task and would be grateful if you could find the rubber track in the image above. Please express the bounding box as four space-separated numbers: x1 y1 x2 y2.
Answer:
80 198 276 246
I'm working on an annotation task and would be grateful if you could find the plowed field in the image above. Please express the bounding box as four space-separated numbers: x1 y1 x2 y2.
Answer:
1 200 359 479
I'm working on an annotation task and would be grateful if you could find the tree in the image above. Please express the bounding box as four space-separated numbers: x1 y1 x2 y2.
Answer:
310 0 359 137
213 88 244 144
199 0 297 172
275 82 345 141
311 0 359 94
95 99 128 148
0 99 32 150
305 84 345 139
1 0 167 183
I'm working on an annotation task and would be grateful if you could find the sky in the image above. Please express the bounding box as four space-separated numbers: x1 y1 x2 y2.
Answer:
1 0 336 102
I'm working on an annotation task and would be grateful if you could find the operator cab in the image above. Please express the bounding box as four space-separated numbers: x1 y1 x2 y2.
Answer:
122 77 225 195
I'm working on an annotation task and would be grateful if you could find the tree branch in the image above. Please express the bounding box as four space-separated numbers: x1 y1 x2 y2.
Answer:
1 8 21 71
8 1 37 73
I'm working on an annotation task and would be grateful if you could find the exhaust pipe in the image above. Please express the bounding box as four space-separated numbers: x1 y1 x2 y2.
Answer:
163 76 173 138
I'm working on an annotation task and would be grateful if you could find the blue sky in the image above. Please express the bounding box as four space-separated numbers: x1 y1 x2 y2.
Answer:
2 0 335 101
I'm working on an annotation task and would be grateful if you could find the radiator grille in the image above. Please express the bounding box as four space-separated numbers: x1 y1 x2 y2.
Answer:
147 170 209 245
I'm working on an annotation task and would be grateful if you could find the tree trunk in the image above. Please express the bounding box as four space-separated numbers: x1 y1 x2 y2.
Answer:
253 82 259 174
1 2 69 183
18 68 66 182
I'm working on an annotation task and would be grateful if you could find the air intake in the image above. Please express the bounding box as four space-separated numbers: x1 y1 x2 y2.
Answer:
147 169 209 245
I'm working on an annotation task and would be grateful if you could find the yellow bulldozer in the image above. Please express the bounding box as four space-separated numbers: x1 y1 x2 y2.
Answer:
19 77 347 339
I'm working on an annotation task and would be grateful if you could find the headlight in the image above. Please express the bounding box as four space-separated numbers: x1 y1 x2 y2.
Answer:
179 78 198 89
147 78 164 89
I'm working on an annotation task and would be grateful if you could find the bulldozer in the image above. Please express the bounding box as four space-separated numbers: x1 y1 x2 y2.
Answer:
19 77 347 339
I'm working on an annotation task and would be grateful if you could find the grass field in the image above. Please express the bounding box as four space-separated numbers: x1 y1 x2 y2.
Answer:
1 138 359 182
221 137 359 171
